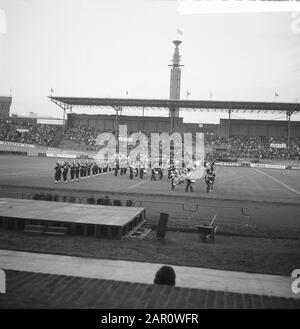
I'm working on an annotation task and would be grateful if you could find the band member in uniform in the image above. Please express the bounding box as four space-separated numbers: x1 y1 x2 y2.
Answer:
54 162 62 183
80 161 84 179
139 165 144 179
92 161 97 176
62 161 70 183
129 166 134 180
75 161 80 180
120 165 124 176
185 168 194 192
159 167 163 180
210 168 216 190
168 164 174 179
70 161 76 182
151 166 157 181
135 166 139 178
87 161 91 177
210 160 216 172
204 168 214 193
170 170 176 190
83 162 87 178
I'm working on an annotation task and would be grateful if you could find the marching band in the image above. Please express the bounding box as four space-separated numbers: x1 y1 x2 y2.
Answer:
54 158 217 192
54 159 111 184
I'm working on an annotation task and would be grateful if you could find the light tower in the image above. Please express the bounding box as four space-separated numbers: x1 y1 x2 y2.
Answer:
169 39 183 117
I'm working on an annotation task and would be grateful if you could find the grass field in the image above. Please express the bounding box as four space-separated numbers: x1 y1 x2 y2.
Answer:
0 156 299 230
0 156 299 202
0 156 300 230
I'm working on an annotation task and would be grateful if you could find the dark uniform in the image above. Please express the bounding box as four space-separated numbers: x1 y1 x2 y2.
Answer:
62 163 69 183
151 168 157 181
70 162 76 181
54 163 61 183
204 169 214 193
75 162 80 180
92 162 97 176
129 167 134 180
87 162 91 177
159 168 163 180
185 169 193 192
80 162 84 179
114 161 119 176
139 167 144 179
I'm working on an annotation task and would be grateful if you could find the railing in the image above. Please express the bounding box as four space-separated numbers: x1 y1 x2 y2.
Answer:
133 199 252 227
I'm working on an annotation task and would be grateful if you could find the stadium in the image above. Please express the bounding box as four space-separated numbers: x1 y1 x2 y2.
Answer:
0 1 300 312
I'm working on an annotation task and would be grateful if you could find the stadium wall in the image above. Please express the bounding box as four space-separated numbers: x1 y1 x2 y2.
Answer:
218 119 300 138
67 114 202 134
66 115 300 138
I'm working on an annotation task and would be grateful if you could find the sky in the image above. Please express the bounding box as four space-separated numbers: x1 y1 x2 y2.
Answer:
0 0 300 123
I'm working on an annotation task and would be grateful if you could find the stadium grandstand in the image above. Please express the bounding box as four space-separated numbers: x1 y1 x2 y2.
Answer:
1 97 300 161
0 110 64 148
47 97 300 161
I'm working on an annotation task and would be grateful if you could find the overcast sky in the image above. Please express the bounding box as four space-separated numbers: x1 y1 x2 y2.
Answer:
0 0 300 123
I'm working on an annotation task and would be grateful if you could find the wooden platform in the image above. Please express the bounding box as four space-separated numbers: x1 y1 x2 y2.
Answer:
0 198 145 239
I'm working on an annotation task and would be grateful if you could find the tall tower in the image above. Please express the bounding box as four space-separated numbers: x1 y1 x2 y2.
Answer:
169 40 183 117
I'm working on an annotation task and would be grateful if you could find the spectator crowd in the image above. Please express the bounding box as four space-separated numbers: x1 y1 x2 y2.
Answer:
1 120 299 160
62 124 300 160
205 134 300 160
63 125 107 151
0 119 59 146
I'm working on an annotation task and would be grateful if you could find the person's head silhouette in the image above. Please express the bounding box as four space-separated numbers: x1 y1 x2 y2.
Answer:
153 266 176 286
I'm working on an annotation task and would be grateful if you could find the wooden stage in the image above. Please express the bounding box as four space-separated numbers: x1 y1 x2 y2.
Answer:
0 198 146 239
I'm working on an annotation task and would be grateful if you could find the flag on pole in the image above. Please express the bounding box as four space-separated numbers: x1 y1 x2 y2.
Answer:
51 88 54 94
177 28 183 39
186 90 190 98
275 92 279 97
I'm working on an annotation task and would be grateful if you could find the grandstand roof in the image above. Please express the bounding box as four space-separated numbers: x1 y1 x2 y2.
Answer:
49 96 300 114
